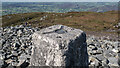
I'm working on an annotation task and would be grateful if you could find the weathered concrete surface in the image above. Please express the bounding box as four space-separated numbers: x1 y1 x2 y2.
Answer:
30 25 88 66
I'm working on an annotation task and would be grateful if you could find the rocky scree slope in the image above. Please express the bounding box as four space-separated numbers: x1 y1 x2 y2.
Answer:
87 36 120 67
0 25 119 67
0 25 40 67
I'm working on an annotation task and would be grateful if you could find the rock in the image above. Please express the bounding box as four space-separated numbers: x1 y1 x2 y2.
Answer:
103 50 114 58
25 48 31 55
0 59 4 67
17 30 23 36
6 54 12 59
0 54 3 60
11 51 18 56
11 62 18 66
0 39 5 50
30 25 88 66
13 42 20 48
0 54 5 60
91 50 101 55
20 61 29 68
88 44 95 50
5 59 13 64
0 25 39 67
0 59 4 65
96 49 103 54
89 56 100 66
112 49 119 53
17 59 25 66
108 57 119 66
19 25 24 28
17 54 30 66
87 35 120 66
118 53 120 66
1 24 119 67
19 54 30 60
102 58 109 65
95 54 105 61
0 44 2 50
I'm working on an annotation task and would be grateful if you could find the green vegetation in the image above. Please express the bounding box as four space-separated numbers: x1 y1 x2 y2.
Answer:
2 11 118 35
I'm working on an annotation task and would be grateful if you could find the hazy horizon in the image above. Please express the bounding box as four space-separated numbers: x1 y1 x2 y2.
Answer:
1 0 120 2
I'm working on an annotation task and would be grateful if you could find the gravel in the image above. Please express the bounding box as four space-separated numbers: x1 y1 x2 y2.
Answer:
0 25 119 67
0 25 40 67
87 36 120 67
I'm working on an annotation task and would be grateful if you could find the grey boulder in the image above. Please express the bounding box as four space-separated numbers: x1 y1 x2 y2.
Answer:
30 25 88 67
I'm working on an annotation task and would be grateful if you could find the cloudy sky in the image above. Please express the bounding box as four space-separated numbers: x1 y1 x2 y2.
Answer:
1 0 120 2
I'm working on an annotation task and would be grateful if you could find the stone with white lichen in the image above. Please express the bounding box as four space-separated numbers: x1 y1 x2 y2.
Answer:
30 25 88 67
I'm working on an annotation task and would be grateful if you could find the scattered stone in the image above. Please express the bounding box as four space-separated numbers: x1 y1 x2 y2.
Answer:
0 25 40 67
112 49 119 53
0 24 119 67
13 43 20 48
11 51 18 56
108 57 119 66
5 59 13 64
102 58 109 65
89 56 100 66
17 30 22 36
87 36 119 67
0 59 4 66
95 54 104 61
17 54 29 66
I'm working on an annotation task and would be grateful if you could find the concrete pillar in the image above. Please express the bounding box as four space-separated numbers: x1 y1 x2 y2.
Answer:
30 25 88 67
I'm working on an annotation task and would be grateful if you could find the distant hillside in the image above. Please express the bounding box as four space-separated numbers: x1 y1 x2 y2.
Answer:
2 2 118 15
2 11 118 34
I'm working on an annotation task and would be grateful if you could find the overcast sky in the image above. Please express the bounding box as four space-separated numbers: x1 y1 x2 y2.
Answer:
1 0 120 2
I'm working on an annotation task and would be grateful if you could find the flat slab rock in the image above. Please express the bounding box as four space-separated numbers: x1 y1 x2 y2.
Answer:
30 25 88 66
